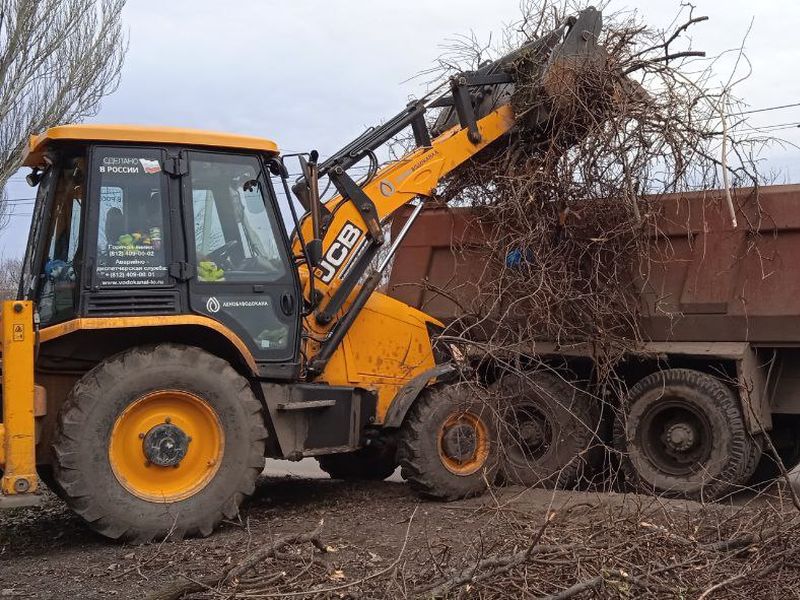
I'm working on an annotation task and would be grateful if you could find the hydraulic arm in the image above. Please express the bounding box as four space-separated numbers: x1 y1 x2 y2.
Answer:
291 7 604 375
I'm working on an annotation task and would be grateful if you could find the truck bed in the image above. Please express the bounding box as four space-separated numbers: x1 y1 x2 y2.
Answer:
388 184 800 344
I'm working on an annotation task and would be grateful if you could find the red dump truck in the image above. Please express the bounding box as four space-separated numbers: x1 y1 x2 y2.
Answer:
388 184 800 499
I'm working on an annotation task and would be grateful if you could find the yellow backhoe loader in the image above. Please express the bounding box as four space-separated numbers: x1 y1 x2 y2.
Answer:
0 9 604 541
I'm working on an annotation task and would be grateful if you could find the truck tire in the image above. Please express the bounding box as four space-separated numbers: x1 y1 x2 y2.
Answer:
494 371 600 489
52 344 267 543
614 368 761 501
317 438 398 481
399 383 499 500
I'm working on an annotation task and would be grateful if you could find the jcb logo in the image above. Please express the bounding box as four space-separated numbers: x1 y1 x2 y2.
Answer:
319 221 363 284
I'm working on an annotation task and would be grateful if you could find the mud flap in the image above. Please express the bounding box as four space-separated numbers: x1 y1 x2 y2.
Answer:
382 363 458 429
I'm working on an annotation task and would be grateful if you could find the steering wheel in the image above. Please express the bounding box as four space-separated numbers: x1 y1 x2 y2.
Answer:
206 240 239 270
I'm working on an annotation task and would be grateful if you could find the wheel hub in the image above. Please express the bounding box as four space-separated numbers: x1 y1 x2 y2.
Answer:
109 389 224 502
441 423 477 462
663 422 696 452
519 418 546 447
635 397 713 477
143 422 190 467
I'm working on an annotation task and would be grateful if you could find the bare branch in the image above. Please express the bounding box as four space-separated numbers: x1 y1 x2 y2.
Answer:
0 0 128 228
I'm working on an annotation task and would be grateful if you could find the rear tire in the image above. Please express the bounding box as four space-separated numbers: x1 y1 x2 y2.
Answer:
494 371 600 489
317 438 398 481
52 344 267 543
399 383 499 500
614 368 761 501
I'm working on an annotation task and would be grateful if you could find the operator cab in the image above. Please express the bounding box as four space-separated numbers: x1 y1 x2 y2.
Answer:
20 125 303 377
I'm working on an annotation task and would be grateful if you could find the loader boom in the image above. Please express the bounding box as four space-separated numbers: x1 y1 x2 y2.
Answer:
295 104 515 272
292 7 604 375
296 104 514 326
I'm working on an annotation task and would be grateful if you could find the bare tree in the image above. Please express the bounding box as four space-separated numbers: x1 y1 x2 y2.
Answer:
0 0 127 226
0 255 22 298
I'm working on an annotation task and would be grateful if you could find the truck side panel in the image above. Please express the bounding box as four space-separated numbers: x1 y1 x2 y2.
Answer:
388 184 800 345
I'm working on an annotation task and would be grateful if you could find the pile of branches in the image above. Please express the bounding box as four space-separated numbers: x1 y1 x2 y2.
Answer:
410 495 800 599
147 489 800 599
422 0 763 363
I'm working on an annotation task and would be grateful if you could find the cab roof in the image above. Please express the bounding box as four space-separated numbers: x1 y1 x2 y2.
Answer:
23 124 280 166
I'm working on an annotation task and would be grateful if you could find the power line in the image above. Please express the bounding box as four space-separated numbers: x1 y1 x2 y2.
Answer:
754 121 800 128
732 121 800 134
735 101 800 116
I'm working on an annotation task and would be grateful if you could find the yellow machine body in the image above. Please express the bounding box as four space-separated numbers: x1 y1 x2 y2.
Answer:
313 290 438 420
0 104 518 507
0 8 614 540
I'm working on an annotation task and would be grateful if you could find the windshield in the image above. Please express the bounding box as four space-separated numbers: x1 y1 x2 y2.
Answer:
189 153 286 283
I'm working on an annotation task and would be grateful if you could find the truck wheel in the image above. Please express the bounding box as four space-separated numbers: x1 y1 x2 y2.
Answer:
317 438 398 481
52 344 267 543
399 383 499 500
614 368 761 501
494 372 600 489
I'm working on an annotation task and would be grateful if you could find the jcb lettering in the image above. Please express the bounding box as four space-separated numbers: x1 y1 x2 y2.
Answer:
339 223 361 247
319 261 336 283
318 221 364 284
327 243 348 266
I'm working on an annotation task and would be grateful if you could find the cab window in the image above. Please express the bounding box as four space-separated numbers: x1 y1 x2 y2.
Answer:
92 147 169 287
37 157 84 325
189 152 286 282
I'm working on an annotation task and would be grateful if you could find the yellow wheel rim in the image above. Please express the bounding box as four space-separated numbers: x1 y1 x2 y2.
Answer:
109 390 224 503
437 411 490 476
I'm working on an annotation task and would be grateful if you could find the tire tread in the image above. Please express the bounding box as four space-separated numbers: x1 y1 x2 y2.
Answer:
52 343 267 542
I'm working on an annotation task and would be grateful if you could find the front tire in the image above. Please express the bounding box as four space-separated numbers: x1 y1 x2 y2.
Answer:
614 368 761 501
399 383 499 500
53 344 267 543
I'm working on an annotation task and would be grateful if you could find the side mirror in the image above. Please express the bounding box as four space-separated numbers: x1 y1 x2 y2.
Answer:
26 168 43 187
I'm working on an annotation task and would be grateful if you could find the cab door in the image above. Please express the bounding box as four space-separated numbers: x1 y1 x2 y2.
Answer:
182 151 300 375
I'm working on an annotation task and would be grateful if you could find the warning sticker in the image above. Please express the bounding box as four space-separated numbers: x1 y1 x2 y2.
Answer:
12 323 24 341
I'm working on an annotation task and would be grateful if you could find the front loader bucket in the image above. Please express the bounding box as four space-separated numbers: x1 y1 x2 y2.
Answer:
431 7 605 136
0 300 40 508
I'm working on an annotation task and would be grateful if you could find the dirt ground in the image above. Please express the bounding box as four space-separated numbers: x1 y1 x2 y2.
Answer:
1 465 476 599
2 461 800 599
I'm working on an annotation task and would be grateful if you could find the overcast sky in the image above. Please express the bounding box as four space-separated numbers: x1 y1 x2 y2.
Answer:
2 0 799 257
